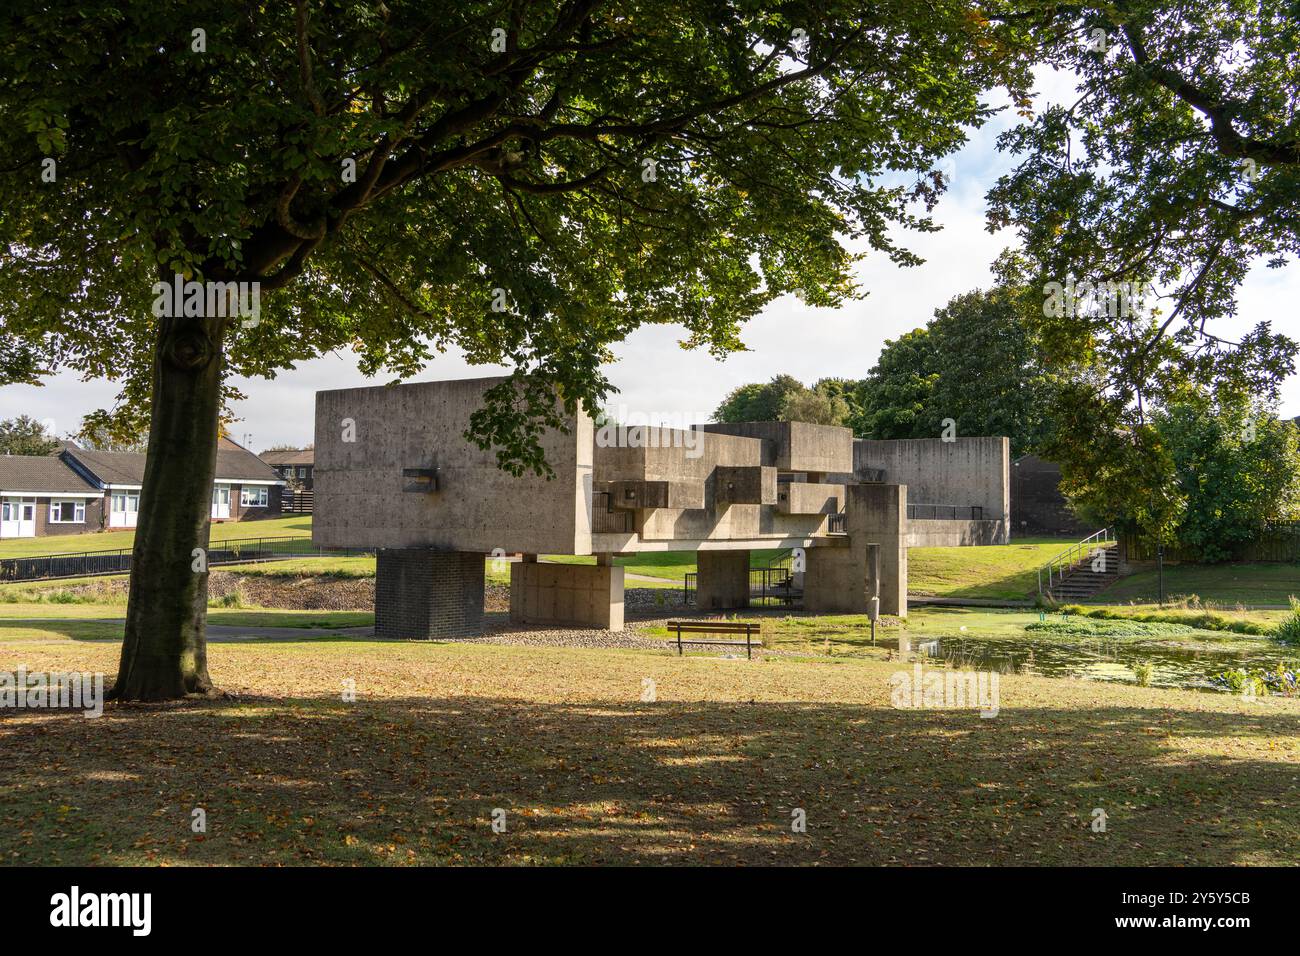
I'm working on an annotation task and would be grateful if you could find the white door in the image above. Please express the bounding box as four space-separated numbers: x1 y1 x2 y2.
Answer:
110 493 140 528
1 498 37 538
1 498 29 538
211 484 231 520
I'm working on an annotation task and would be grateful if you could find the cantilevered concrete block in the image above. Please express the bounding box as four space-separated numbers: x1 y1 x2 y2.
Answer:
777 482 844 516
701 421 853 474
313 377 592 555
714 466 777 506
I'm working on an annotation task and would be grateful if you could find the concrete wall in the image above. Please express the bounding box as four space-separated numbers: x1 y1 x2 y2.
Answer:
854 437 1010 543
594 426 835 544
905 519 1005 548
510 560 624 629
314 377 592 554
374 549 484 639
1011 455 1088 537
803 542 881 614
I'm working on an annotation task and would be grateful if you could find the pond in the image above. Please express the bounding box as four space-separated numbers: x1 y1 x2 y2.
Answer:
881 627 1294 692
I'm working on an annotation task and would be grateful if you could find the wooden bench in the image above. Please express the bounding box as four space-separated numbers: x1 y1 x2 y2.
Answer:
668 620 763 659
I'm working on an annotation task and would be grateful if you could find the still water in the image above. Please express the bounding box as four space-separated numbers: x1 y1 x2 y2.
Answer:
883 631 1293 691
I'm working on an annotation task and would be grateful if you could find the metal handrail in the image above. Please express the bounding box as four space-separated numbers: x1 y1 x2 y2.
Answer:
1037 527 1114 596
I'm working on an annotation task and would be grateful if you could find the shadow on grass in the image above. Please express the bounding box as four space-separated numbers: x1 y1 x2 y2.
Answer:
3 693 1298 866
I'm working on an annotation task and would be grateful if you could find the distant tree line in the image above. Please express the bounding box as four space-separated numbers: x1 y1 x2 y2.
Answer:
712 256 1300 562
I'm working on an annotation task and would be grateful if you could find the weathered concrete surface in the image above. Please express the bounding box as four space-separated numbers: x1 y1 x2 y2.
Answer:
905 519 1005 548
510 560 624 629
846 483 907 617
778 481 844 516
854 437 1010 544
695 549 750 610
714 465 777 506
597 478 705 510
314 377 592 554
803 541 881 614
702 421 853 474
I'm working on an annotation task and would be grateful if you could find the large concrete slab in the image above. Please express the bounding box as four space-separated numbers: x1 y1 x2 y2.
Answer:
313 377 592 554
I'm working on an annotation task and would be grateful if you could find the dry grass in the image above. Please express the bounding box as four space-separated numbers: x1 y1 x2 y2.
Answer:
3 634 1300 866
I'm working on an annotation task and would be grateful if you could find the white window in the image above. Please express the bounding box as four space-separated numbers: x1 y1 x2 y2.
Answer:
297 466 307 478
49 499 87 523
240 486 268 508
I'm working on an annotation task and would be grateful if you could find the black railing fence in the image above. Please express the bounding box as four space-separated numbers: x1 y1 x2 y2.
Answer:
591 491 634 534
0 535 370 584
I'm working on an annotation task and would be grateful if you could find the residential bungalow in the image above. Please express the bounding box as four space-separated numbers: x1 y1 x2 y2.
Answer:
260 448 314 490
0 439 285 539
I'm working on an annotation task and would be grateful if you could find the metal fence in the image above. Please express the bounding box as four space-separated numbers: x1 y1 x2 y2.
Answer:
591 491 634 534
0 535 368 584
1122 521 1300 564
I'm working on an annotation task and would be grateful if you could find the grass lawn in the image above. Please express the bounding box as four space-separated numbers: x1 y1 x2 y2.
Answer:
3 631 1300 865
0 515 313 560
1096 562 1300 606
907 539 1070 600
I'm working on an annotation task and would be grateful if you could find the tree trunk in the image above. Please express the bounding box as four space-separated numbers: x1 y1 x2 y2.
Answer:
110 302 226 701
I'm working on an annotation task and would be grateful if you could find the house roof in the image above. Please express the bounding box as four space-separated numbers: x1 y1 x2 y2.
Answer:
260 448 314 467
0 455 100 494
65 446 284 487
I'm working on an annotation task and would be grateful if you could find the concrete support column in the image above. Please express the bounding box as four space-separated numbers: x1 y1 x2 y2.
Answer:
846 483 907 617
696 549 750 610
375 548 484 639
510 561 624 629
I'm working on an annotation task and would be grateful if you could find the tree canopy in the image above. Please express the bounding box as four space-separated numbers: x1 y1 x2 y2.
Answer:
0 0 1035 474
0 415 59 456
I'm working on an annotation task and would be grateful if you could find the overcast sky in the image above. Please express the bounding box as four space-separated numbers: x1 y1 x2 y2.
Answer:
4 67 1297 451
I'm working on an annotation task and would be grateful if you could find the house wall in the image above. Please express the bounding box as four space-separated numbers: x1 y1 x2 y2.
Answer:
225 484 284 521
31 496 103 538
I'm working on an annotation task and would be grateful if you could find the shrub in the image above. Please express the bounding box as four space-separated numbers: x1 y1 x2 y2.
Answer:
1132 661 1154 687
1273 598 1300 645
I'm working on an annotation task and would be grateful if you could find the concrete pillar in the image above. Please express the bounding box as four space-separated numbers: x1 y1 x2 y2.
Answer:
803 485 908 617
510 561 624 629
696 549 750 609
847 483 907 617
374 549 484 639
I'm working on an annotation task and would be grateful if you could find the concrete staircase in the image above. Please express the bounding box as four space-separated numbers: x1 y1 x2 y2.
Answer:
1038 531 1120 603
